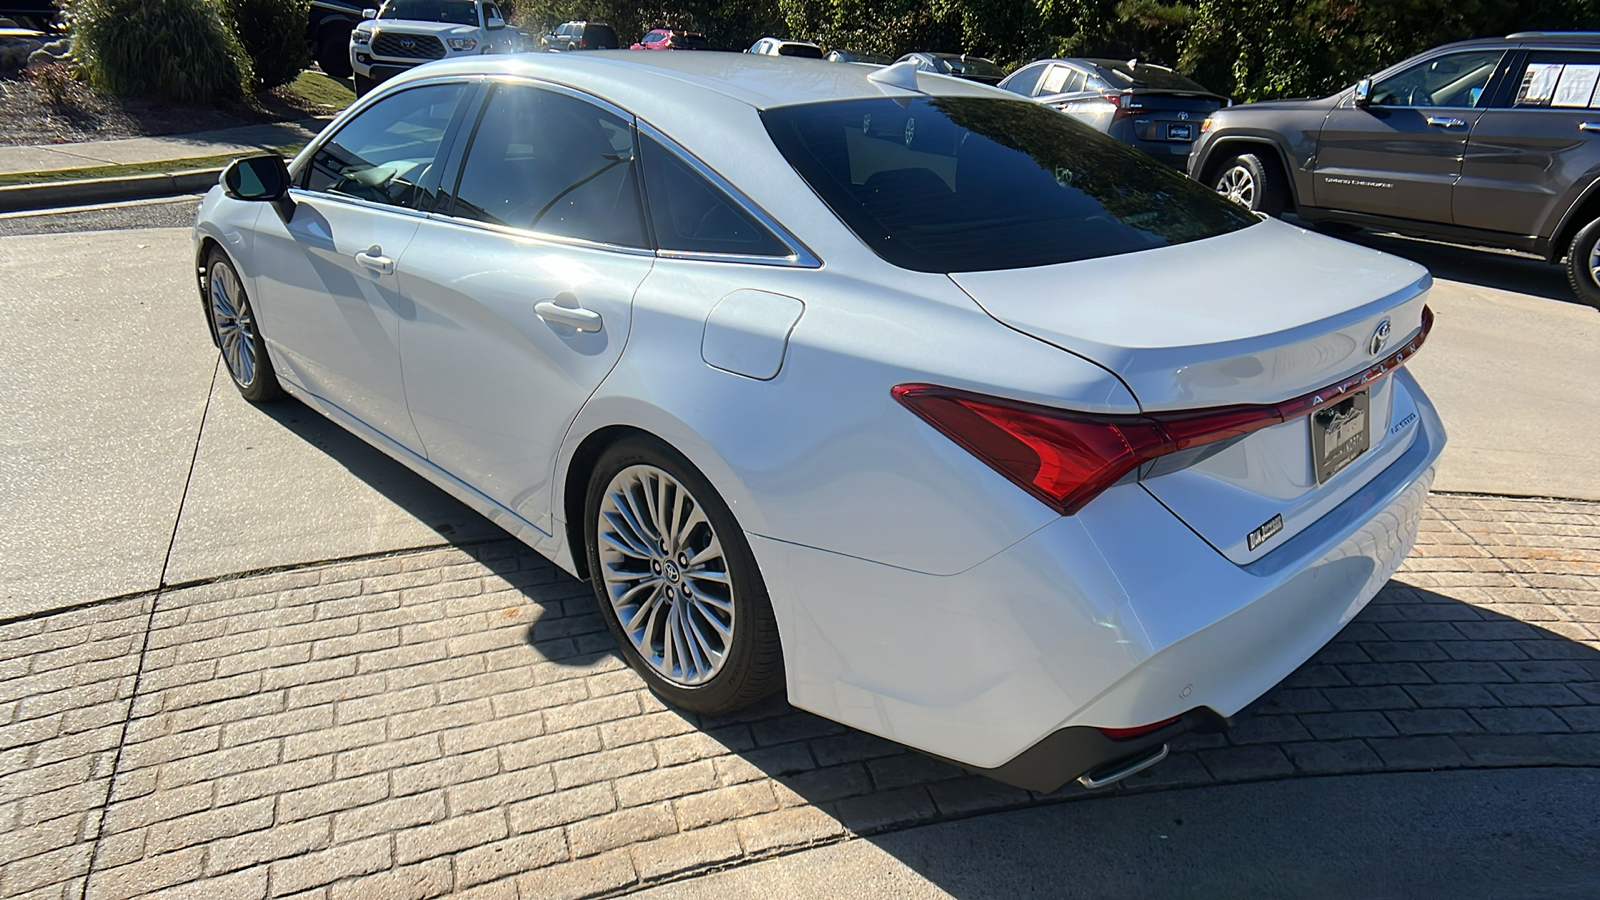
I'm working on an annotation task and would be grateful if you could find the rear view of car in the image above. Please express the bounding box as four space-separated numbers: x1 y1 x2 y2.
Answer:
1003 58 1226 167
632 29 708 50
541 20 617 51
898 52 1007 84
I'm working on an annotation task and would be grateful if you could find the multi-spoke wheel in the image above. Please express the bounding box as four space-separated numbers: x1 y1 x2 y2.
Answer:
1211 152 1284 216
585 437 783 713
206 249 283 403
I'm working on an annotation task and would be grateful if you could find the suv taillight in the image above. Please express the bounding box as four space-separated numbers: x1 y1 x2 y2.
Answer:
892 309 1433 515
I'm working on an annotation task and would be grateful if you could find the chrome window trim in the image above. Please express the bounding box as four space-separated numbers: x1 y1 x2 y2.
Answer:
287 187 434 221
635 120 822 269
419 211 659 258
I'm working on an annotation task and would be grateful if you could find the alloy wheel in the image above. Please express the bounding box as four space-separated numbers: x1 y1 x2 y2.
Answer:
596 465 735 686
209 262 257 388
1216 165 1256 209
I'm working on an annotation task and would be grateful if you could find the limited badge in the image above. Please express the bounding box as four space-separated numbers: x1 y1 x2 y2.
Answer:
1247 514 1284 551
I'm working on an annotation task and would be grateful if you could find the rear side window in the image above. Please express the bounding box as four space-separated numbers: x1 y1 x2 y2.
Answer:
450 84 648 248
639 134 790 257
762 96 1256 273
1511 51 1600 108
304 82 466 208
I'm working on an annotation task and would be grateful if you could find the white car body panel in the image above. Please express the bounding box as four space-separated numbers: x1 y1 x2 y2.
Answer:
195 53 1448 783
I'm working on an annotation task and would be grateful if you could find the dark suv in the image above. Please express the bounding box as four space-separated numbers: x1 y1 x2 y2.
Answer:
1189 32 1600 308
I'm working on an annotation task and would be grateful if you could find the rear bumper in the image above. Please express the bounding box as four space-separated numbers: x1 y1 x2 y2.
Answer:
751 372 1444 791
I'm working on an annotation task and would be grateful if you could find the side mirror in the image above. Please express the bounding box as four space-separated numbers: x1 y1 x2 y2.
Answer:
222 154 295 221
486 16 505 29
1353 76 1371 108
362 7 378 20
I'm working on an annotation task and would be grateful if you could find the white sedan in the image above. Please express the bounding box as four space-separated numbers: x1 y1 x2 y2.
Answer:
193 53 1443 792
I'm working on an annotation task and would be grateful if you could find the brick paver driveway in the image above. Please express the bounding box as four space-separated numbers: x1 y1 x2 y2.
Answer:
3 494 1598 899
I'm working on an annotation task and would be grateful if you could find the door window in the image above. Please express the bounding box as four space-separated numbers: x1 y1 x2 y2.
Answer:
449 84 649 248
303 82 467 208
639 134 790 257
1510 51 1600 108
1040 65 1070 94
1369 50 1504 109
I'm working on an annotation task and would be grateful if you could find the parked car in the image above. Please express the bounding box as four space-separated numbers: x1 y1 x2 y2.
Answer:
1190 32 1600 308
747 37 823 58
0 0 57 31
1001 58 1227 168
896 52 1006 85
826 48 892 65
540 20 618 51
196 52 1442 793
307 0 364 78
349 0 515 96
632 28 708 50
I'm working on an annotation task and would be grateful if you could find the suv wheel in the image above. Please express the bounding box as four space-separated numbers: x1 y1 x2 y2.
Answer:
1212 152 1285 216
1565 217 1600 310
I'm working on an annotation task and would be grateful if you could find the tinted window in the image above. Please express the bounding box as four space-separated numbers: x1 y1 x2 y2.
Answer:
450 85 648 247
1001 63 1045 97
1091 60 1213 93
1371 50 1503 108
639 134 790 257
380 0 477 25
779 43 824 59
583 24 618 47
1511 51 1600 108
305 83 465 207
763 97 1256 273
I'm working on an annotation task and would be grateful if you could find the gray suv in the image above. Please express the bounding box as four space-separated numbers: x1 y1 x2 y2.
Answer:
1189 32 1600 308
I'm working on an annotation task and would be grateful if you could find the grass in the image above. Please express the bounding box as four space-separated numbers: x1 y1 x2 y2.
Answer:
0 143 305 187
284 70 355 112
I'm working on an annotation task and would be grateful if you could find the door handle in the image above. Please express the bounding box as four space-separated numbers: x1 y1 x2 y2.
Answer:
354 246 394 275
535 299 603 333
1581 122 1600 133
1426 116 1466 128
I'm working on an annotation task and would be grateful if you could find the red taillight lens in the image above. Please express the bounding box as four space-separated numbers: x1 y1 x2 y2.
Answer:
894 307 1434 516
1103 91 1137 121
1099 717 1180 740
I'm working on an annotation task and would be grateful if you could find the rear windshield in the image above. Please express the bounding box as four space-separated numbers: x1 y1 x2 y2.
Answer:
779 43 825 59
762 97 1256 273
584 24 618 46
380 0 477 25
1090 60 1212 93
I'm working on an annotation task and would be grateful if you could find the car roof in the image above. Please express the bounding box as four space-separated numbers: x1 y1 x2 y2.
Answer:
392 49 1002 111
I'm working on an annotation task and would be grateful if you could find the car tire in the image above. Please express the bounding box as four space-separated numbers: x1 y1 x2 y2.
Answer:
318 36 353 79
584 435 784 715
1212 152 1285 216
353 73 374 98
205 249 284 403
1565 217 1600 310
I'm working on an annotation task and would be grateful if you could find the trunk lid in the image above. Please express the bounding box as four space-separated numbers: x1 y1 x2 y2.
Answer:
949 220 1433 564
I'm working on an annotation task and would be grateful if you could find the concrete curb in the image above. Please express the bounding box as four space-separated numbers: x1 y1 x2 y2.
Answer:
0 167 222 213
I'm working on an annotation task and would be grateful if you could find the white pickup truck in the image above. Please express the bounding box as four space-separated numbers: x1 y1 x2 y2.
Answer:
349 0 516 95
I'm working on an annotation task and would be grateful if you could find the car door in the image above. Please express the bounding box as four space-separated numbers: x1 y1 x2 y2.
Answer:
396 80 655 529
1314 49 1507 221
251 80 473 456
1456 49 1600 237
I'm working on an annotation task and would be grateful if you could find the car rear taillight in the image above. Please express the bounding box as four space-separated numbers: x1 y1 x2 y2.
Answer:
578 36 588 48
1102 90 1140 121
894 308 1433 516
1098 717 1180 740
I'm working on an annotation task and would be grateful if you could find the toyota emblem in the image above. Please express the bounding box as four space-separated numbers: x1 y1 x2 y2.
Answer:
400 37 415 49
1369 318 1392 356
1177 111 1190 120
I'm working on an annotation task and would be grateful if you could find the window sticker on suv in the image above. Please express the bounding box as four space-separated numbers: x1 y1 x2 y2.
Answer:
1515 61 1600 107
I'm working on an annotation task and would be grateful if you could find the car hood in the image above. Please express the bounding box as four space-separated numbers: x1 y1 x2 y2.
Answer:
947 219 1431 410
1220 92 1344 114
371 21 479 36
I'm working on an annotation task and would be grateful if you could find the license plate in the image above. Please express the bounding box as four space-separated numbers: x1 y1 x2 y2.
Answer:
1166 123 1194 141
1310 391 1370 483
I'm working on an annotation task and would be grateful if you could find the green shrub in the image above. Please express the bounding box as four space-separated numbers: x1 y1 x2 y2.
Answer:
224 0 311 91
72 0 251 103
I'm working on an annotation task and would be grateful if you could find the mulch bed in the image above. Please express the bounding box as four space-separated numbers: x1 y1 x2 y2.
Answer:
0 66 328 147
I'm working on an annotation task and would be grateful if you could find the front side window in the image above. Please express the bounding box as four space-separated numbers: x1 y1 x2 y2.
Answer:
1369 50 1504 109
379 0 478 25
1511 51 1600 108
450 84 648 248
304 82 466 208
763 96 1257 273
639 135 790 257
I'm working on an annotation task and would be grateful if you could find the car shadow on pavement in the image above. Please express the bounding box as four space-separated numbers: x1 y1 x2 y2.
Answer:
1315 226 1585 307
